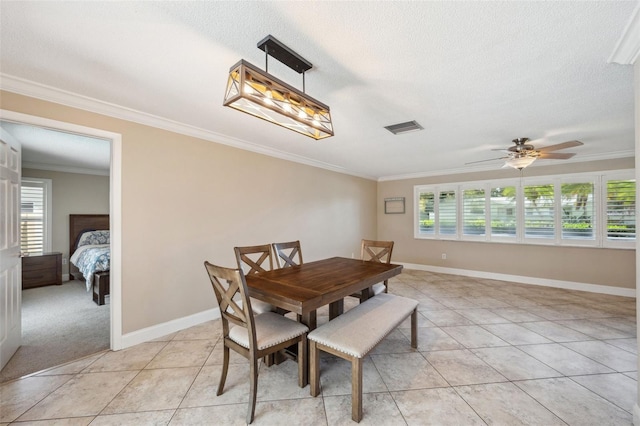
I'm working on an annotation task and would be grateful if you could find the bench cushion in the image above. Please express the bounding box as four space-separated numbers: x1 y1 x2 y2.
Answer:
308 293 418 358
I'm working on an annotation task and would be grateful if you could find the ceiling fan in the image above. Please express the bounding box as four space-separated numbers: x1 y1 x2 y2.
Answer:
467 138 584 170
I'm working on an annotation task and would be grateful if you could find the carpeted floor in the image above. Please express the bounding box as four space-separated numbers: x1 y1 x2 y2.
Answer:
0 280 110 383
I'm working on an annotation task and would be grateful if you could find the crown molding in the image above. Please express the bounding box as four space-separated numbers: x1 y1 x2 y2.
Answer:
378 150 636 182
608 3 640 64
1 74 632 183
0 74 376 181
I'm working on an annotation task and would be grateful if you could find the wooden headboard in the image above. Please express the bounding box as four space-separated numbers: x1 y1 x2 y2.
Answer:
69 214 110 279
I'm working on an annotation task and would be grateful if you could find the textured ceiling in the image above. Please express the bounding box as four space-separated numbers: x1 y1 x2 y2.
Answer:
0 1 636 179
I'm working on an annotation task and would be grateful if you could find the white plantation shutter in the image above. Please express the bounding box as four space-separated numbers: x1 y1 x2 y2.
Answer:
523 184 555 239
418 191 435 235
20 178 51 255
438 190 457 236
606 179 635 241
560 182 595 240
490 186 516 237
462 188 485 236
415 171 634 248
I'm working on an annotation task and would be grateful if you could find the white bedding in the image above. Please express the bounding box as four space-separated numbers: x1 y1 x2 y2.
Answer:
70 244 110 291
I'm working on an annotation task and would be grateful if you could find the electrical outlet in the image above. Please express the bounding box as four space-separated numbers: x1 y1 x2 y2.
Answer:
62 258 68 265
441 253 446 260
351 252 355 259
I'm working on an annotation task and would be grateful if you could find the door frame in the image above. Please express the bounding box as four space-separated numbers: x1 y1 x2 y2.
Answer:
0 109 123 350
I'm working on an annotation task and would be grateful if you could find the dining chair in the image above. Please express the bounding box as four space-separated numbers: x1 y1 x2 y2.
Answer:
234 244 277 314
272 240 303 268
272 240 305 323
351 239 395 301
204 261 309 424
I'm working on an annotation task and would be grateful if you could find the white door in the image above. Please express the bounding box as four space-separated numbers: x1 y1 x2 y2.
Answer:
0 127 21 370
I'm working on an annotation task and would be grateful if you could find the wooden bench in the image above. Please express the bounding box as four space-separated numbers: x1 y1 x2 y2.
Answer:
308 293 419 422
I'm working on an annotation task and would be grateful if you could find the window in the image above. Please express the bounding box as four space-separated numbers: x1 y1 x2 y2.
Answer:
20 178 52 255
490 186 516 238
462 188 485 236
605 178 635 241
414 170 634 249
438 190 457 236
415 188 457 238
418 191 434 235
523 183 555 239
561 182 594 240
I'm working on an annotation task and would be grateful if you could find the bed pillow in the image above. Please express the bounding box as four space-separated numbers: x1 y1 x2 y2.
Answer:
77 230 110 247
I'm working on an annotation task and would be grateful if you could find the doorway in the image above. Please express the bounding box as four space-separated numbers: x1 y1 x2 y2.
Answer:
0 110 122 380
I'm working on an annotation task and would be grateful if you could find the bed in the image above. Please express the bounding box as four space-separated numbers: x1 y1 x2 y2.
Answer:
69 214 110 305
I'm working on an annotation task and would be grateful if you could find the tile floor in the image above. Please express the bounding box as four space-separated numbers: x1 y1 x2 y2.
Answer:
1 269 637 425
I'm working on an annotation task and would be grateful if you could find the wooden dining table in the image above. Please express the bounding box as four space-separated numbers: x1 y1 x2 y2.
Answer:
246 256 403 384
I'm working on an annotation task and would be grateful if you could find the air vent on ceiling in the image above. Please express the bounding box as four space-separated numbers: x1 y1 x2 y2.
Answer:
384 120 424 135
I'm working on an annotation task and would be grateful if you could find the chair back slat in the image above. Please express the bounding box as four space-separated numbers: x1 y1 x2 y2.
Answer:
361 239 394 264
273 240 303 268
234 244 274 275
204 261 257 340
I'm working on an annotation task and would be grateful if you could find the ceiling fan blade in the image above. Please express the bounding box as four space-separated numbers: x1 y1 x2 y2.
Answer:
538 152 576 160
465 156 508 165
537 140 583 152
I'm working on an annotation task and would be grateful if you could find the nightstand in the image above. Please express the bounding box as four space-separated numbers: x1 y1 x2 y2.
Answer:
22 252 63 290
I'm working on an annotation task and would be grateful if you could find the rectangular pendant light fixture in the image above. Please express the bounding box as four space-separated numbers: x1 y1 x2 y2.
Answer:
223 36 333 140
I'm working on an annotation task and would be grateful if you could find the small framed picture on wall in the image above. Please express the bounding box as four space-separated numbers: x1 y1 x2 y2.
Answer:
384 197 405 214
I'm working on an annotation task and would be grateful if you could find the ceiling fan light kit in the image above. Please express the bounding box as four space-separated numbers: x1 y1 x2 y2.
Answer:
223 35 333 140
504 155 537 170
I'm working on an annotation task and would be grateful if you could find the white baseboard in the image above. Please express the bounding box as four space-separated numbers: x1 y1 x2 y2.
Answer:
399 262 636 298
62 274 69 282
116 263 635 351
120 308 221 350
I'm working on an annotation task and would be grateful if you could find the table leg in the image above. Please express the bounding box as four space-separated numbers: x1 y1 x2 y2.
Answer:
298 310 317 387
301 310 317 331
329 299 344 320
360 286 373 301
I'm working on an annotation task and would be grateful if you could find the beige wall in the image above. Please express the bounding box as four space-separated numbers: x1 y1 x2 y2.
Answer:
378 158 636 289
2 91 377 333
21 168 109 276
